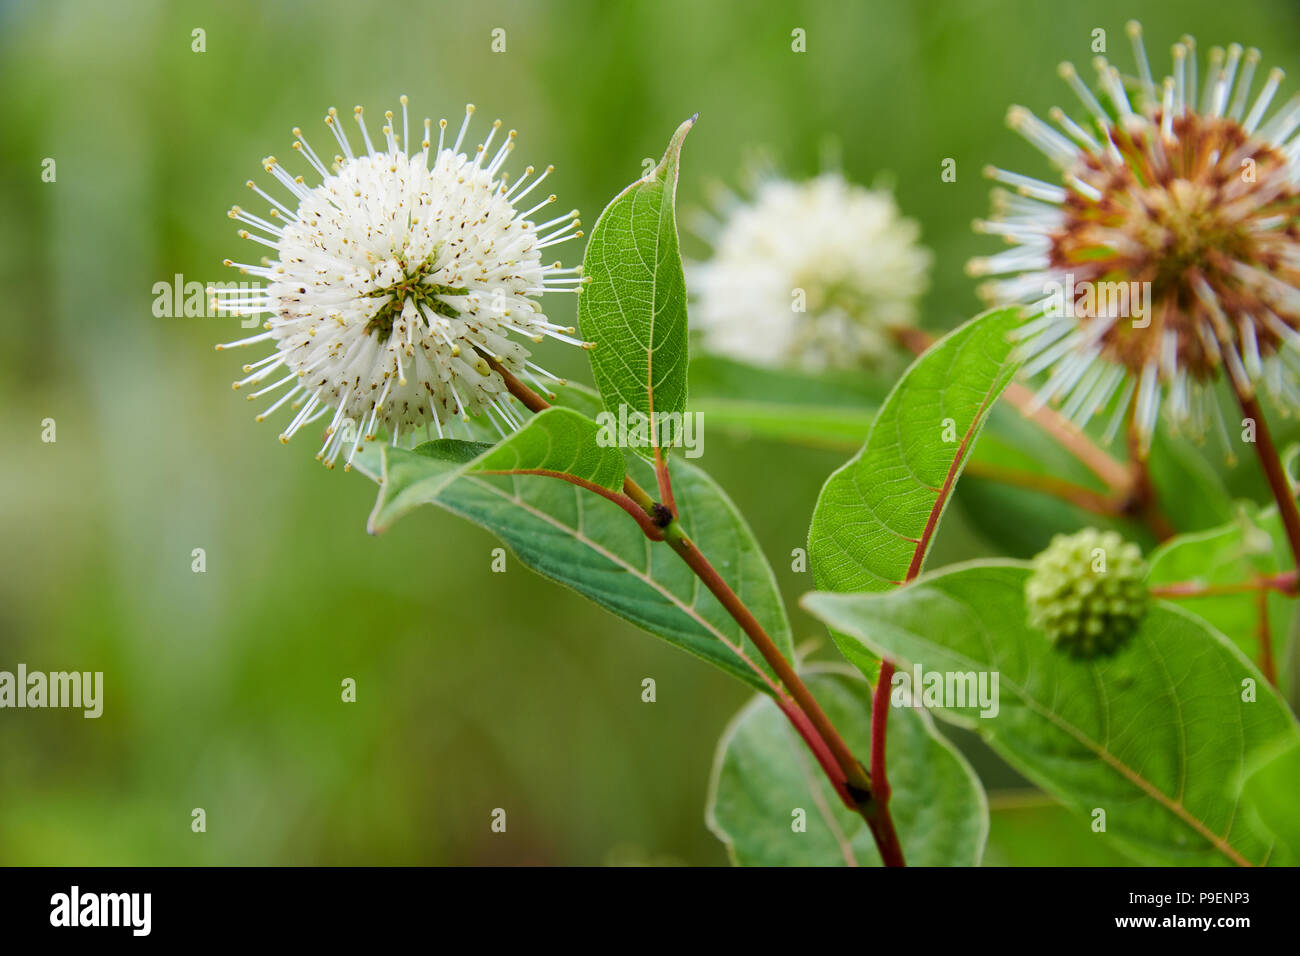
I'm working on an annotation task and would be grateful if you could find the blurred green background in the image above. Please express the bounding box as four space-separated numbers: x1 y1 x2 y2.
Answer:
2 0 1298 865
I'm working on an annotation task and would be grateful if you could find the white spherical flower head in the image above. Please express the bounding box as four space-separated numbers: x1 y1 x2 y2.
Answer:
691 172 930 371
213 99 586 468
971 23 1300 452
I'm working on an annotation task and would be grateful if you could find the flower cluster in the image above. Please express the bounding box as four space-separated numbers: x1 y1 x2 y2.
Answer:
213 99 585 468
692 172 930 371
1026 528 1149 657
972 23 1300 451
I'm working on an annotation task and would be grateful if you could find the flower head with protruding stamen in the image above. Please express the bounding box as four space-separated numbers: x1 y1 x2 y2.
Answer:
212 98 587 469
691 172 930 371
970 22 1300 453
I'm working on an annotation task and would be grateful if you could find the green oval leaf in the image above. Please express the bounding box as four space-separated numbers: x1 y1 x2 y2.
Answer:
578 117 694 456
706 668 987 866
803 562 1300 866
808 308 1022 593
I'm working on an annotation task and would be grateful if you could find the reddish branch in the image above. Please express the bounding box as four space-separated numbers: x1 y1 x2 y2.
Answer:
1233 385 1300 572
868 660 904 865
863 358 1007 867
1003 381 1132 493
1149 570 1298 599
963 461 1123 514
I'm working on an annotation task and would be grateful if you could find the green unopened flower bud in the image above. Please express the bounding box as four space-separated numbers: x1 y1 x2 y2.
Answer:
1026 528 1148 658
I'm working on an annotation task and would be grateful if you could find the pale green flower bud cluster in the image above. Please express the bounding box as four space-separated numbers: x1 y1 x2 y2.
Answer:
1026 528 1148 658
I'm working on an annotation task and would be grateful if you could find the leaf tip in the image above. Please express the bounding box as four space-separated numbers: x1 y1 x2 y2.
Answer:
365 509 387 536
797 590 831 616
655 115 697 178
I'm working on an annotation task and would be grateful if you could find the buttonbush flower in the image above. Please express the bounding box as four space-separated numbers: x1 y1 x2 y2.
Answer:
213 99 586 468
971 23 1300 451
692 172 930 371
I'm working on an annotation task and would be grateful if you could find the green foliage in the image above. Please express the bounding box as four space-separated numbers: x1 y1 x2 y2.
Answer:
688 354 884 450
707 669 987 866
364 407 626 532
18 0 1300 871
354 409 794 693
956 402 1129 555
808 308 1022 594
1147 505 1297 680
578 118 694 454
1146 430 1237 531
983 797 1134 866
803 562 1300 866
693 361 1238 559
1239 739 1300 864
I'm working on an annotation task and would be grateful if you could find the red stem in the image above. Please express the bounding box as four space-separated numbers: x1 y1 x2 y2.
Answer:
654 448 677 517
870 661 894 802
659 522 873 798
867 660 905 866
1234 386 1300 571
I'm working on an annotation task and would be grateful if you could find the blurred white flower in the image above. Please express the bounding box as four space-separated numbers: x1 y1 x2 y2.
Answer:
213 99 585 469
690 172 930 371
971 23 1300 451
